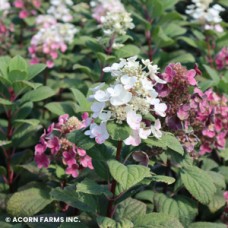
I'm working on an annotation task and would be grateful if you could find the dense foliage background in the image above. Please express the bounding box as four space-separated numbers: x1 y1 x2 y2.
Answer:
0 0 228 227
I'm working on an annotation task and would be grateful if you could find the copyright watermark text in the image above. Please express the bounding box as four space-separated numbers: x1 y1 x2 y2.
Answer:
5 216 80 223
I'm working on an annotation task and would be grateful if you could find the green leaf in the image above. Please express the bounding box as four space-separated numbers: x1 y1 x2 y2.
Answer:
144 137 167 149
13 119 40 126
180 165 216 205
131 12 151 30
203 64 220 84
96 53 116 64
45 102 77 116
135 191 197 226
0 166 6 175
97 217 134 228
218 0 228 6
53 165 65 179
107 160 151 191
73 64 92 74
7 187 53 217
132 213 183 228
207 191 226 213
106 122 131 141
147 0 163 18
0 98 12 105
114 45 140 58
0 56 10 78
169 52 195 63
50 186 97 213
145 132 184 155
178 37 198 48
163 24 186 38
67 130 95 150
219 166 228 184
201 158 218 171
76 178 112 197
20 86 55 103
153 27 174 48
28 63 46 80
207 171 226 189
8 56 28 82
161 0 178 9
151 175 175 185
0 140 11 147
163 133 184 155
114 198 147 221
189 222 226 228
70 88 91 112
13 80 42 91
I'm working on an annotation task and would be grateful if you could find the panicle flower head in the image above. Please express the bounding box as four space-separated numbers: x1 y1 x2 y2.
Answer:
29 19 78 67
100 11 134 36
215 47 228 70
28 0 77 67
34 113 93 178
85 56 167 146
185 1 225 32
156 63 197 117
91 0 134 36
91 0 124 22
0 0 10 15
159 63 228 156
190 88 228 155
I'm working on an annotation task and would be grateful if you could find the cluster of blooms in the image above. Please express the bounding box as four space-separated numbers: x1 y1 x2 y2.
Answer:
91 0 124 23
47 0 73 22
34 113 93 178
29 1 77 68
157 63 228 155
91 0 134 36
215 47 228 70
14 0 41 19
0 0 10 15
185 0 225 32
0 0 14 55
187 88 228 155
85 56 167 146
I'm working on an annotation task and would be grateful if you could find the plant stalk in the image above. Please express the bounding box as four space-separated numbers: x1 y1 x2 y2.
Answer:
107 140 123 218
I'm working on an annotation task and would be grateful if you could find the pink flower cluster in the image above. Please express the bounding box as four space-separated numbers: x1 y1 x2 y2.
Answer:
156 63 197 118
189 88 228 155
215 47 228 70
29 37 67 68
34 113 93 178
29 16 77 68
91 0 124 23
14 0 41 19
157 63 228 156
0 21 14 55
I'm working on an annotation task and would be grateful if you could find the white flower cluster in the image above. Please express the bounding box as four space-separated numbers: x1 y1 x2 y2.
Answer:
47 0 73 22
31 23 77 46
91 0 134 36
0 0 10 15
29 1 77 67
91 0 124 22
100 11 134 36
85 56 167 146
186 0 225 32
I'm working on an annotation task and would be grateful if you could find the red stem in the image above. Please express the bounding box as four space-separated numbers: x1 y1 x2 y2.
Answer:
144 7 153 61
6 109 13 192
4 88 15 192
146 30 153 61
100 34 116 82
107 141 123 218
